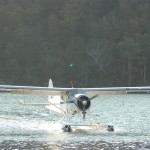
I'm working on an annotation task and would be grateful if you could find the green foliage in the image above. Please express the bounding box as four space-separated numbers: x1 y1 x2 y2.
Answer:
0 0 150 87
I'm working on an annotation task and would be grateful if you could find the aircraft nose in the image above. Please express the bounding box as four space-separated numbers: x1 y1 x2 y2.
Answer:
76 95 91 111
82 100 87 106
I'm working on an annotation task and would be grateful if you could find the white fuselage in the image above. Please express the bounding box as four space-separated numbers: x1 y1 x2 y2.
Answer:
46 95 80 114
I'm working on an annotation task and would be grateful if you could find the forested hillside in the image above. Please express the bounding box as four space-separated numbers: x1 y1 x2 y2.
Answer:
0 0 150 87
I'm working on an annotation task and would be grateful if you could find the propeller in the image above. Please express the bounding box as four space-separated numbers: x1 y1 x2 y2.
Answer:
70 94 98 120
82 100 87 120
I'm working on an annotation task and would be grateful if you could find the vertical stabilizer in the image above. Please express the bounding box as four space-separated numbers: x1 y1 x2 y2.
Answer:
47 79 63 113
48 79 53 88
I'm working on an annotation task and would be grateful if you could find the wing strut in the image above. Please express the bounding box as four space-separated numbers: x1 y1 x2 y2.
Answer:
28 91 67 114
92 95 113 108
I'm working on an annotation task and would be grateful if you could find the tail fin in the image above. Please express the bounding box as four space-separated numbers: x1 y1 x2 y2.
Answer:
48 79 53 88
47 79 62 113
48 78 53 102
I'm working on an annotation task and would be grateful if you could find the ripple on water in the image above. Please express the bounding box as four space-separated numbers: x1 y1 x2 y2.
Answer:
0 141 150 150
0 94 150 149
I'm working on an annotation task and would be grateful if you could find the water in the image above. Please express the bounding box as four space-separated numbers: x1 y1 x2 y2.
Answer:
0 93 150 149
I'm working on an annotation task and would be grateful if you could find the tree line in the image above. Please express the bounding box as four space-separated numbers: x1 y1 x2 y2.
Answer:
0 0 150 87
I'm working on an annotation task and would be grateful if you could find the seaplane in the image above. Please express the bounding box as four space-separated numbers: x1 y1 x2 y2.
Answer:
0 79 150 132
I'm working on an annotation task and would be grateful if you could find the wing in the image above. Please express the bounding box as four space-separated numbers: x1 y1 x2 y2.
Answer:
84 87 150 97
0 85 68 96
0 85 150 97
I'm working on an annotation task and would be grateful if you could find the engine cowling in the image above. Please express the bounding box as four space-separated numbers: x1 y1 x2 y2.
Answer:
75 94 91 111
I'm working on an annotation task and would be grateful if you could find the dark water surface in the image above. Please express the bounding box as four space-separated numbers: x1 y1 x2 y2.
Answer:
0 140 150 150
0 93 150 149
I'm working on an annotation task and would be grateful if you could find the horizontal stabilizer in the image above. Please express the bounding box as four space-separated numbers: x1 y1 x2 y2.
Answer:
18 102 50 106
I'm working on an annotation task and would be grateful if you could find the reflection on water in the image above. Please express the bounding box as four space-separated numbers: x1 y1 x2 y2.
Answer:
0 93 150 149
0 141 150 150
